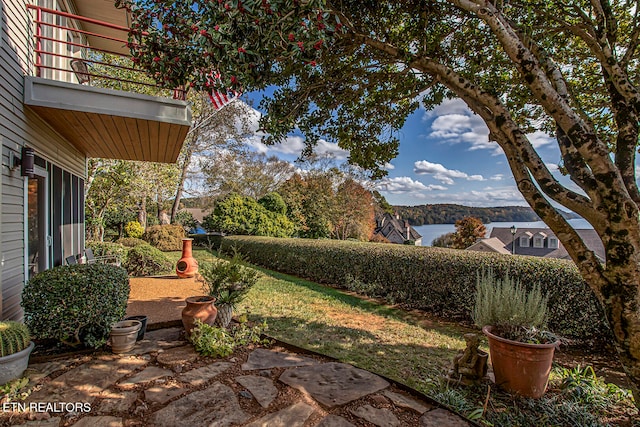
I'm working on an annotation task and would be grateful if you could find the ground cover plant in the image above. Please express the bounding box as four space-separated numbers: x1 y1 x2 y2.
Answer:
192 251 638 426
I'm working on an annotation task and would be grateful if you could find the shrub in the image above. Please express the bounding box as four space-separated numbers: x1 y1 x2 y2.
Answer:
220 236 610 342
115 237 147 248
474 268 550 342
86 241 128 261
197 251 259 308
143 224 186 251
189 319 270 357
124 221 145 239
22 264 129 348
124 243 174 276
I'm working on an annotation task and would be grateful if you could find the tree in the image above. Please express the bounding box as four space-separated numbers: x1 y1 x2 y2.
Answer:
203 193 295 237
124 0 640 400
452 217 487 249
333 178 376 241
432 232 455 248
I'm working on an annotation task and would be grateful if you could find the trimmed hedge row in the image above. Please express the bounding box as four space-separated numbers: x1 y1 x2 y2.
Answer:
221 236 610 342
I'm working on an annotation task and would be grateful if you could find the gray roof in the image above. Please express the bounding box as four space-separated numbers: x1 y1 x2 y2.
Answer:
489 227 605 261
374 213 422 241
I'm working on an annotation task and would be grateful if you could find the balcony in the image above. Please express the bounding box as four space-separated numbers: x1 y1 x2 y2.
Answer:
24 3 192 163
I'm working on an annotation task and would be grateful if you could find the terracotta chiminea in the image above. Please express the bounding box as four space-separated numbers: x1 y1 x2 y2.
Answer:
176 238 198 278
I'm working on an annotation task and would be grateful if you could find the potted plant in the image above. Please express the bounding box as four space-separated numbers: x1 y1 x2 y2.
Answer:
197 250 259 328
0 321 35 385
473 268 560 398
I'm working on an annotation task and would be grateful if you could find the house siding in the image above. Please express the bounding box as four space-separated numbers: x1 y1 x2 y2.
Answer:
1 0 86 320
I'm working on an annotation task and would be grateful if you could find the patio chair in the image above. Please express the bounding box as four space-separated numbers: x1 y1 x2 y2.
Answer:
65 255 78 265
85 248 121 267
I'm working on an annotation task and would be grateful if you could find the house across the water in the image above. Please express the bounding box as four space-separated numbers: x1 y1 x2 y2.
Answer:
466 227 605 261
373 213 422 246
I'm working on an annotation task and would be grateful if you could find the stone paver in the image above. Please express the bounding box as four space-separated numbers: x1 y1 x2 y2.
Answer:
279 362 390 408
96 390 139 413
144 383 185 405
236 375 278 408
72 416 123 426
12 419 61 427
118 366 172 388
156 345 198 368
130 327 186 355
242 348 318 370
26 359 76 383
28 356 147 403
245 402 315 427
420 408 471 427
149 382 250 426
350 404 400 427
178 362 233 386
383 389 432 414
316 414 356 427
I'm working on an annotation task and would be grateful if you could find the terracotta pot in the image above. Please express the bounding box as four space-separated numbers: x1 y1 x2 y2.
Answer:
182 296 218 335
483 325 559 398
176 238 198 278
215 304 233 328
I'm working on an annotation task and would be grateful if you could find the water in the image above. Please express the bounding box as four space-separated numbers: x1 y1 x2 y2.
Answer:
415 218 593 246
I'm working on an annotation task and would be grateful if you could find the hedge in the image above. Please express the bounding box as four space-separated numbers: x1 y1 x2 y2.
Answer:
221 236 610 342
22 264 129 348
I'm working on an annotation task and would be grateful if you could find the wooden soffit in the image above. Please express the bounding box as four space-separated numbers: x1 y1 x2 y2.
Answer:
24 77 192 163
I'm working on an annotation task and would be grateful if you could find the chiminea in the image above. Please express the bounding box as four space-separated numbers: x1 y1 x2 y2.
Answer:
176 238 198 278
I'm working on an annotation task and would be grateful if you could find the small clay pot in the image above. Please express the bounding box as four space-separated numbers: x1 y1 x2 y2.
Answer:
110 320 142 353
181 296 217 335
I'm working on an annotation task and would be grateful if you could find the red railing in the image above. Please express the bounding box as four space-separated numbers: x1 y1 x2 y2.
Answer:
27 5 186 100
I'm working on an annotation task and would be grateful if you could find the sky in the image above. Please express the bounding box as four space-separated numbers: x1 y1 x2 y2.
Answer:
235 93 571 208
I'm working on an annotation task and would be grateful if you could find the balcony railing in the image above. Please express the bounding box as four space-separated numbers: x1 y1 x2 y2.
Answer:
27 5 186 100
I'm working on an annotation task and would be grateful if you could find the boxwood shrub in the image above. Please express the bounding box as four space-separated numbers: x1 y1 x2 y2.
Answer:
115 237 147 248
86 240 128 261
221 236 610 342
22 264 129 348
143 224 185 251
124 243 174 276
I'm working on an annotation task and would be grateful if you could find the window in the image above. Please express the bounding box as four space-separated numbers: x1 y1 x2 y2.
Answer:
533 236 544 248
519 236 530 247
548 237 559 249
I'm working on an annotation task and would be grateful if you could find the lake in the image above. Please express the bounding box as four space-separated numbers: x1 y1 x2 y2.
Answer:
415 218 593 246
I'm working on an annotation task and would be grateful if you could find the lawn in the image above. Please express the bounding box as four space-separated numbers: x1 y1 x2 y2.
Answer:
184 249 638 425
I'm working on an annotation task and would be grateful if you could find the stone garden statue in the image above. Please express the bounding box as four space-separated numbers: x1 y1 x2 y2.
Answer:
448 333 488 384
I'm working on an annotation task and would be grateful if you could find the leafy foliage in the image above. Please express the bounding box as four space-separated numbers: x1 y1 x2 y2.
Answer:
22 264 129 348
203 193 295 237
124 221 145 239
115 237 147 248
189 319 271 358
197 251 260 308
452 217 487 250
123 243 174 276
473 268 551 342
86 241 128 261
143 224 186 251
220 236 609 342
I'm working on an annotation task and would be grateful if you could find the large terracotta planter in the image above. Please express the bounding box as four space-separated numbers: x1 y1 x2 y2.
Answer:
176 238 198 278
483 325 559 398
182 296 218 335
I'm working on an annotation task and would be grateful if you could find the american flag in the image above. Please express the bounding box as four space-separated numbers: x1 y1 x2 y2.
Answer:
208 90 239 110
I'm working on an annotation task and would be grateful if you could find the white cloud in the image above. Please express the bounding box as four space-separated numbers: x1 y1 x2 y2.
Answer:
546 162 560 172
420 186 528 207
413 160 485 184
528 131 554 149
384 162 395 170
375 176 446 194
490 174 504 181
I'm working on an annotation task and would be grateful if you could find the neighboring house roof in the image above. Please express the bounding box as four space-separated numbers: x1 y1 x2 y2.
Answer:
486 227 605 261
466 237 511 255
181 208 211 224
374 212 422 243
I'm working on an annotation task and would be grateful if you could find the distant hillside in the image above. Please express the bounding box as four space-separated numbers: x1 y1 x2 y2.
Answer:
394 204 546 225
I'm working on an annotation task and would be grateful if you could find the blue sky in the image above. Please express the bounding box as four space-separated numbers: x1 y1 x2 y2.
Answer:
239 93 568 208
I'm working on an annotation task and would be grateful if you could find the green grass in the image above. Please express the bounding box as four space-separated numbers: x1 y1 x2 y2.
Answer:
183 248 638 426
